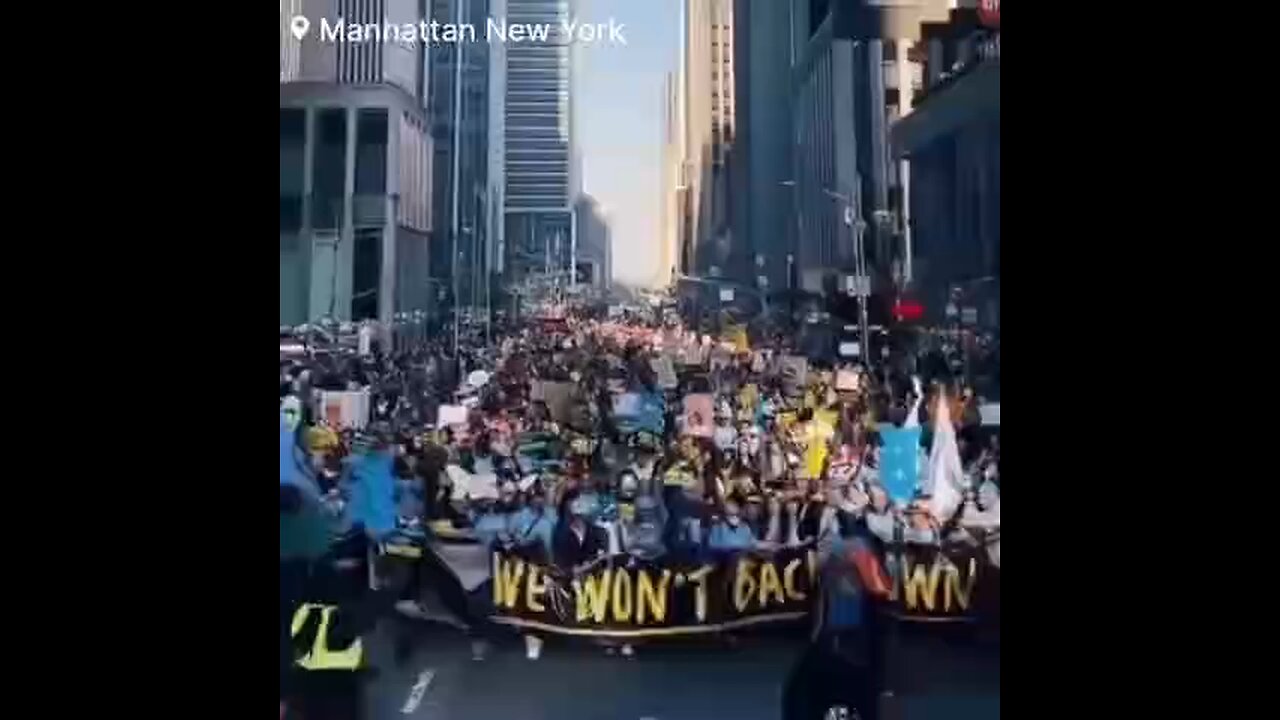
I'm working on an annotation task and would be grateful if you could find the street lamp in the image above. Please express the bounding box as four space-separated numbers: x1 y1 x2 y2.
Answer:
780 180 800 291
823 185 871 366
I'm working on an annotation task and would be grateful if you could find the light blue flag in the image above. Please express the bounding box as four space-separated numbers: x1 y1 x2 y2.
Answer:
349 452 397 539
879 425 923 505
279 414 295 487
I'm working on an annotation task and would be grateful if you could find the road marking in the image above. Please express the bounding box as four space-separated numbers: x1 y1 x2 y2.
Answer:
400 668 435 715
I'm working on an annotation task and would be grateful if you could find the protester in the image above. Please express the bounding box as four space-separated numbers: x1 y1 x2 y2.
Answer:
707 496 756 553
281 307 1001 685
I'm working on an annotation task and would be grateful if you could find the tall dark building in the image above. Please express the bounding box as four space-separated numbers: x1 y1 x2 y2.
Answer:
891 2 1000 329
429 0 494 319
730 0 795 291
788 0 947 299
279 0 434 326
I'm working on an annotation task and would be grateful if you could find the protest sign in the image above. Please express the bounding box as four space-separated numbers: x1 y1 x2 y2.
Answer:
979 402 1000 427
488 547 817 637
613 393 642 418
541 382 574 425
800 411 836 480
835 369 859 392
445 464 498 501
682 393 714 438
437 404 468 429
652 355 679 389
614 392 665 436
316 390 370 430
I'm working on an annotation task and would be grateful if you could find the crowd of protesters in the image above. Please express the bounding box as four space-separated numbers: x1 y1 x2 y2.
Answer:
279 307 1000 715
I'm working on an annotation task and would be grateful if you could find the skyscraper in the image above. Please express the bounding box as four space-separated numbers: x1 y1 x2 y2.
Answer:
682 0 735 279
891 0 1000 328
788 0 946 300
730 0 794 292
657 70 684 288
429 0 494 323
574 194 612 289
497 0 579 297
279 0 434 325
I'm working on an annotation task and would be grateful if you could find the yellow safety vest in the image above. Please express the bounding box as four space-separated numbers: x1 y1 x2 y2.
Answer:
290 603 363 671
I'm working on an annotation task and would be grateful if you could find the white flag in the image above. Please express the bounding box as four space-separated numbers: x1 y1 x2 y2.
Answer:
925 388 966 523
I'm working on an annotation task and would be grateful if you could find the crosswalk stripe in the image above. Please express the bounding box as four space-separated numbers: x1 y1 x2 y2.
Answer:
400 668 435 715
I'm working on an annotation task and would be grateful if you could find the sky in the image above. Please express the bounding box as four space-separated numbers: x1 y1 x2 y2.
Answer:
575 0 680 287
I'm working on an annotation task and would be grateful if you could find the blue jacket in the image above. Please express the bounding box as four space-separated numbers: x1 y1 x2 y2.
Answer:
279 412 322 500
279 414 298 487
473 509 521 548
707 521 756 552
513 507 557 556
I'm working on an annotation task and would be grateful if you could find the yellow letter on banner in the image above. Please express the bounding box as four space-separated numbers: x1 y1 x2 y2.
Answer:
942 557 978 613
901 557 941 612
574 569 613 623
687 565 713 622
734 557 758 612
758 560 786 608
525 565 548 614
493 554 526 608
783 558 807 601
637 569 671 624
611 569 634 623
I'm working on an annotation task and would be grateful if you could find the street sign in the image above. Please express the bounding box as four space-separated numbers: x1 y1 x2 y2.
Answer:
757 275 769 288
844 275 870 298
961 307 978 325
838 342 861 358
945 303 959 319
719 288 735 303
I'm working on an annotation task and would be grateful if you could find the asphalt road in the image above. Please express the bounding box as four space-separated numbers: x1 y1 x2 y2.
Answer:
354 618 999 720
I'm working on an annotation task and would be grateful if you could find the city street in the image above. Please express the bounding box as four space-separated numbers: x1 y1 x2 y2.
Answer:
358 620 1000 720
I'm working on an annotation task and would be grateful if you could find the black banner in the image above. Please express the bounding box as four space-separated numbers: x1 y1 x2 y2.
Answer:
488 548 819 637
886 544 985 622
485 543 991 636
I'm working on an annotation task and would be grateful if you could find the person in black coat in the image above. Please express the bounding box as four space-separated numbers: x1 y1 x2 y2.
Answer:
552 496 608 569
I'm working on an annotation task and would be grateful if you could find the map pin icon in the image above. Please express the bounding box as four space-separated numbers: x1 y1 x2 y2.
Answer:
291 15 311 41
